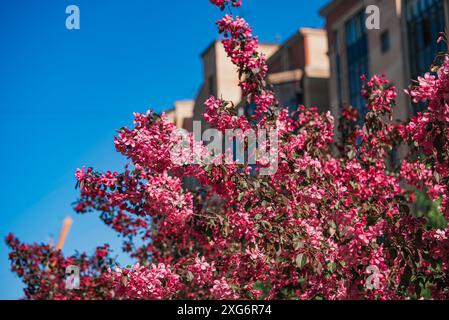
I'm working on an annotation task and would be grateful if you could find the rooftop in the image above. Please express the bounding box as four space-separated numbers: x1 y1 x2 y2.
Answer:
319 0 344 17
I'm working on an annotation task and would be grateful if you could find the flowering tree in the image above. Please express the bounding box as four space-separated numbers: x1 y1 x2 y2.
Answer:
6 1 449 300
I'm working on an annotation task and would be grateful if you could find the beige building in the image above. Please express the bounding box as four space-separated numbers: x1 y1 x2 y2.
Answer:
320 0 449 129
166 99 194 131
263 28 330 114
192 40 279 130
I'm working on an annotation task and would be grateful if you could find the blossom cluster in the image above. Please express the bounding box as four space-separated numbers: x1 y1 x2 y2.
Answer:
104 263 182 299
402 54 449 220
361 74 397 116
203 96 250 132
204 0 278 129
5 1 449 300
210 0 241 10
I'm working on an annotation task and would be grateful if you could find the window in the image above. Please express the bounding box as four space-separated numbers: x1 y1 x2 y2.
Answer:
345 10 369 121
422 18 432 47
405 0 446 80
245 102 257 117
381 31 390 53
287 45 295 70
208 75 215 96
272 81 303 115
334 30 344 106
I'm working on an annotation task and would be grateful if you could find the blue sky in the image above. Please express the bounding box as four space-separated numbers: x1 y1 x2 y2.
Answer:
0 0 328 299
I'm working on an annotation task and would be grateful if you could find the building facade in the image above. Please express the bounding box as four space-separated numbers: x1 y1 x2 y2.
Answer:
192 40 279 131
321 0 449 128
166 100 194 131
264 28 330 114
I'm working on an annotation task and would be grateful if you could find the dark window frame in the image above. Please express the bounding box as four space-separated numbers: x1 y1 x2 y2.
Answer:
381 30 390 53
345 9 370 122
405 0 446 80
334 30 344 106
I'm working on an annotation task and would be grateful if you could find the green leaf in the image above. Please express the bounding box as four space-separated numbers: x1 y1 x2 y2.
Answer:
295 254 307 269
297 277 306 284
327 261 336 273
261 221 272 231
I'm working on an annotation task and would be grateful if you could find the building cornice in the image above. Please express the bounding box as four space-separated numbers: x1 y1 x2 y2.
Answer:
267 69 303 84
319 0 344 17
